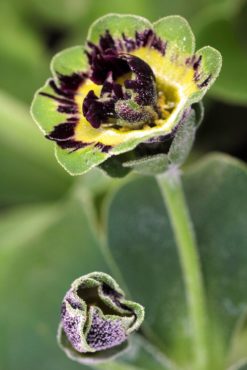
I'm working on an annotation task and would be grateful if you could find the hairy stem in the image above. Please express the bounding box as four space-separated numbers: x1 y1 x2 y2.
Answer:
157 169 209 370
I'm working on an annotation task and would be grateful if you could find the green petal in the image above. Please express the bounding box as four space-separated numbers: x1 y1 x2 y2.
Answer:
31 46 89 134
153 15 195 55
51 45 88 83
55 145 110 175
87 13 153 44
31 80 66 134
189 46 222 103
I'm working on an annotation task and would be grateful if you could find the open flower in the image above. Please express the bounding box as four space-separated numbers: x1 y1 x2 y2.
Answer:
31 14 222 175
57 272 144 364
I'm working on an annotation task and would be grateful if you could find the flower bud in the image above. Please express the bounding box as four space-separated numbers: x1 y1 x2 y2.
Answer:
57 272 144 364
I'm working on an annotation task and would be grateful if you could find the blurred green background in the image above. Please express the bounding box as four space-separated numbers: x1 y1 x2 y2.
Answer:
0 1 247 369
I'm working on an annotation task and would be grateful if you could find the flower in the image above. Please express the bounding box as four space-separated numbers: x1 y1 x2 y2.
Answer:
31 14 222 175
57 272 144 364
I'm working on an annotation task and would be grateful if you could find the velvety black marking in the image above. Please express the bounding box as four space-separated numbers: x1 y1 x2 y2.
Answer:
193 55 202 71
95 143 112 153
86 43 130 85
43 29 169 153
57 72 87 92
101 73 125 99
83 90 116 128
58 105 78 114
198 74 212 88
121 33 136 52
99 29 116 51
186 54 211 89
121 29 167 55
39 79 79 116
58 140 88 150
49 80 75 100
122 54 156 106
47 122 77 141
86 29 166 82
41 71 88 150
39 91 73 106
83 52 157 128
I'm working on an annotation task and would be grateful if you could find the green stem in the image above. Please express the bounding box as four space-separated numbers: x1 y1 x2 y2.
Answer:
157 170 209 370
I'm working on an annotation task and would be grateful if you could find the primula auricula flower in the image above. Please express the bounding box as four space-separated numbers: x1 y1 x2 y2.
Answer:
57 272 144 364
31 14 222 176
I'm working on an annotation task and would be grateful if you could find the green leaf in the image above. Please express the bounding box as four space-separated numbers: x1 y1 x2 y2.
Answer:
107 175 187 365
183 155 247 368
107 154 247 368
153 15 195 54
87 13 152 44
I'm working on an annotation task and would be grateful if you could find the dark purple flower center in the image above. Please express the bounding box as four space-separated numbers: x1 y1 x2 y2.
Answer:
83 32 161 130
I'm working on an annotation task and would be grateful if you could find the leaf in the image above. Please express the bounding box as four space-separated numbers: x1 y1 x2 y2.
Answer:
107 176 187 365
184 155 247 367
107 153 247 368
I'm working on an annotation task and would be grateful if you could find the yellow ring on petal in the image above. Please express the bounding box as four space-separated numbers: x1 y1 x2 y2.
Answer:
72 46 200 148
132 47 199 97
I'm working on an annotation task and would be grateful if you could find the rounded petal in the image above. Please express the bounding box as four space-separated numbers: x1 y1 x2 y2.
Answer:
31 47 89 134
31 80 67 134
189 46 222 103
153 15 195 55
87 13 153 43
51 45 89 82
55 144 110 175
